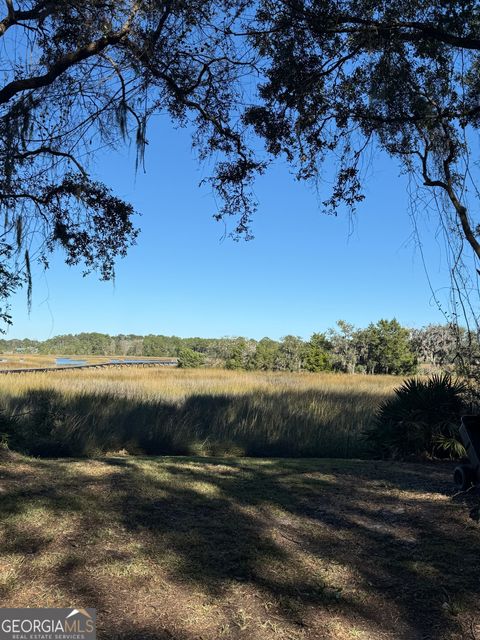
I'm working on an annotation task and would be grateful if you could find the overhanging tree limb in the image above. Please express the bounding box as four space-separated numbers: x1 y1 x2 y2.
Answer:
0 1 142 105
0 0 479 332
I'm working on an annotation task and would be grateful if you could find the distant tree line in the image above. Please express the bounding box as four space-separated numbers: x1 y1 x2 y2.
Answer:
0 320 474 375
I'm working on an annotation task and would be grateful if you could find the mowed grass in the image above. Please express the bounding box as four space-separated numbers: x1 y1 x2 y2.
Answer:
1 452 479 639
0 369 399 458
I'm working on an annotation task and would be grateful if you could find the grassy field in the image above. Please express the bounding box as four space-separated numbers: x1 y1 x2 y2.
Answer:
1 451 479 640
0 368 399 458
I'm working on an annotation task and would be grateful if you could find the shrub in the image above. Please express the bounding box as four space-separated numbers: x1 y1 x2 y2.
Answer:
366 373 468 459
177 347 205 368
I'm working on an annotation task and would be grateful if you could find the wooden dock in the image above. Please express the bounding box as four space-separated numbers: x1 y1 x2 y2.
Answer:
0 360 178 374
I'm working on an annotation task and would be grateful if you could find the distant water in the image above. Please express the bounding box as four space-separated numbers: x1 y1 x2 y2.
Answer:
55 358 176 367
56 358 87 366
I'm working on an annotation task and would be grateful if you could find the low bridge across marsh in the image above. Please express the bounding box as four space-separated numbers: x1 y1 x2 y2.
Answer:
0 359 178 374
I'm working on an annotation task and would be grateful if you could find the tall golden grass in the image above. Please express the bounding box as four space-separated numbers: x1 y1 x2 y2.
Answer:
0 368 400 458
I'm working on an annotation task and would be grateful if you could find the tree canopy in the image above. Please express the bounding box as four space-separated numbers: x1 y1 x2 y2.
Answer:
1 1 480 326
0 319 438 374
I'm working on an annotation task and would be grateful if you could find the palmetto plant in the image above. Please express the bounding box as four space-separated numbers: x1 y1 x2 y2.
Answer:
367 374 468 459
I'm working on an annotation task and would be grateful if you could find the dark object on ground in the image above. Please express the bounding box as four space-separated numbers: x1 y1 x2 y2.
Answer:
454 416 480 490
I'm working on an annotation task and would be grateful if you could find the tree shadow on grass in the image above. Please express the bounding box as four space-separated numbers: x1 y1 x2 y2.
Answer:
123 458 480 636
3 385 387 459
1 454 479 639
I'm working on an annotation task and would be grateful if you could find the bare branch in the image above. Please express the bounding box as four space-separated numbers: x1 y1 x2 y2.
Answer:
16 146 88 177
0 0 56 37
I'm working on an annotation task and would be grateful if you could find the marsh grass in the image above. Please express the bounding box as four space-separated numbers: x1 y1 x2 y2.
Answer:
0 369 398 458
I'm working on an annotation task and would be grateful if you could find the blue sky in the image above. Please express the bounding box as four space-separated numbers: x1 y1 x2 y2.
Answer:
8 119 450 341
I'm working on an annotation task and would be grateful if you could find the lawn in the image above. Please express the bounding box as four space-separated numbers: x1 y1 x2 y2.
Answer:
1 451 479 640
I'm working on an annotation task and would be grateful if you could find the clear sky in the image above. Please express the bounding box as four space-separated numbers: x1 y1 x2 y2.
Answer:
7 119 450 341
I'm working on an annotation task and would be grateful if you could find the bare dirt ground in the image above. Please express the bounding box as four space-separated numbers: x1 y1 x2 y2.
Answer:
1 453 479 640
